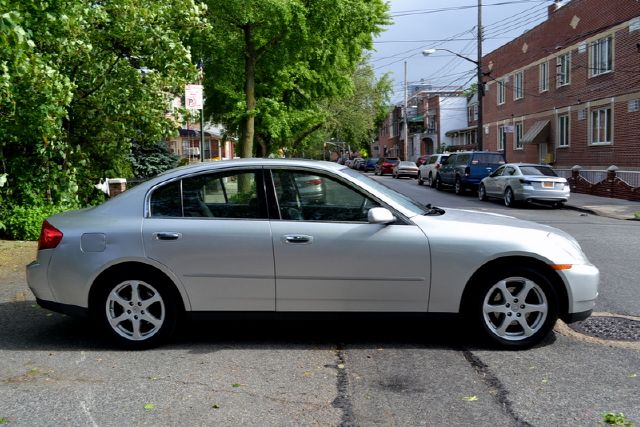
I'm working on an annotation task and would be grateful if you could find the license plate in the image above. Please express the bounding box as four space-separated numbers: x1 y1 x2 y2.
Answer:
542 181 554 188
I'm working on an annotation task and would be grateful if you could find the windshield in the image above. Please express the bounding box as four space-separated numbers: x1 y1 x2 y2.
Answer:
341 167 427 216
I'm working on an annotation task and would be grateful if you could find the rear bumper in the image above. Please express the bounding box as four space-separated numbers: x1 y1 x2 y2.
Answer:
36 298 89 318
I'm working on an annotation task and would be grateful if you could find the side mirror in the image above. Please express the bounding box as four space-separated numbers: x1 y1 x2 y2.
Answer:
368 207 396 224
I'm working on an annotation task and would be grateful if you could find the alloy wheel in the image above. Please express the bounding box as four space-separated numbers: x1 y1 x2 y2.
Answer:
105 280 165 341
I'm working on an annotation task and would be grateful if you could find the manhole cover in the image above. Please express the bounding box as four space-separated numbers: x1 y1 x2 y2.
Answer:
570 316 640 341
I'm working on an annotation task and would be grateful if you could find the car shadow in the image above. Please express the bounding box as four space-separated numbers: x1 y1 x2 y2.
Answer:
0 300 556 352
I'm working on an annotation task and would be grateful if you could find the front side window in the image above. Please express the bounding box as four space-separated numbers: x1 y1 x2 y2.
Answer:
271 170 380 222
514 71 524 100
558 114 570 147
498 126 506 151
514 123 523 150
539 62 549 92
557 53 571 87
150 170 266 219
590 36 613 76
591 108 612 144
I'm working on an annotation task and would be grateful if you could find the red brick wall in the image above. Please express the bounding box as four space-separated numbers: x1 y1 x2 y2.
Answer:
482 0 640 169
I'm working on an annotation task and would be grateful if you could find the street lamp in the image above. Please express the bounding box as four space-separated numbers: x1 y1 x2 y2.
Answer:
422 48 484 151
421 0 484 151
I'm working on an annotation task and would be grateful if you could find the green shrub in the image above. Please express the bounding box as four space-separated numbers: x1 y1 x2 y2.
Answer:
2 204 73 241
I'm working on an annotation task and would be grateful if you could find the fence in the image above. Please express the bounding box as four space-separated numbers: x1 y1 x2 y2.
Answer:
556 167 640 201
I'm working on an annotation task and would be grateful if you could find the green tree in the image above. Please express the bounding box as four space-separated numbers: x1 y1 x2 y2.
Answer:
200 0 389 157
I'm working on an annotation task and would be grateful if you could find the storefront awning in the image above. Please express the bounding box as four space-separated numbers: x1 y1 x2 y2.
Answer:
409 115 425 123
521 120 550 144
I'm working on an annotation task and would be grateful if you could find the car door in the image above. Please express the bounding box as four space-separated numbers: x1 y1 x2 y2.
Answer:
267 169 431 312
497 165 518 195
484 165 505 197
438 154 456 185
142 168 275 311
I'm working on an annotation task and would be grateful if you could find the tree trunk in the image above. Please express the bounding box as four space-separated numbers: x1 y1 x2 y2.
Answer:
241 24 256 158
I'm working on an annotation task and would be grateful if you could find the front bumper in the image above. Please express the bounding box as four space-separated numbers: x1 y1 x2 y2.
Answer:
558 263 599 315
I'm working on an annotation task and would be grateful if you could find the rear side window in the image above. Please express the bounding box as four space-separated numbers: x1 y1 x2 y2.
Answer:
427 156 437 164
472 153 505 165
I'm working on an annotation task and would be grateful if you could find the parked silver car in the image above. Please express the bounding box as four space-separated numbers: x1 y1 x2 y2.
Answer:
392 161 419 179
479 163 570 208
27 159 597 349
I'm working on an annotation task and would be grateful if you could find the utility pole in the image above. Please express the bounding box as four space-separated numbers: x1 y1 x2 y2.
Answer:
476 0 484 151
403 60 408 160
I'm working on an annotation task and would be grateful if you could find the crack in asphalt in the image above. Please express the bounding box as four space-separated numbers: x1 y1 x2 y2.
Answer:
463 350 533 427
330 343 357 427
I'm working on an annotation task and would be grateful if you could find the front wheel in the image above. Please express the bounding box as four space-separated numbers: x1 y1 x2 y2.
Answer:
504 187 516 207
435 175 443 191
94 274 178 349
466 267 558 349
454 177 464 195
478 184 487 201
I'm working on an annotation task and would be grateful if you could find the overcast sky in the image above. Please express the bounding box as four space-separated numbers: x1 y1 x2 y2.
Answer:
371 0 554 102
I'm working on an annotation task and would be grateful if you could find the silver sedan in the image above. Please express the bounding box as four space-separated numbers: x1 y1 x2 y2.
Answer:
27 159 598 349
479 163 570 208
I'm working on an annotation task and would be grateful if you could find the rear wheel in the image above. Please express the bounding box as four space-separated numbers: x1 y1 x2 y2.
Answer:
478 184 487 201
504 187 516 207
417 173 424 185
466 266 558 349
94 273 178 349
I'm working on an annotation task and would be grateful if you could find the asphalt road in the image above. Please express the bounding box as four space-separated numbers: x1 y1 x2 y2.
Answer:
1 177 639 427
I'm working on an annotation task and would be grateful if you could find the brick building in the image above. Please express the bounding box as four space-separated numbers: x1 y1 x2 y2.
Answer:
481 0 640 170
373 106 402 158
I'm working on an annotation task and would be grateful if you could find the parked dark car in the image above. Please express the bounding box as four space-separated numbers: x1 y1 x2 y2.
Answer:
362 158 379 172
374 157 400 176
436 151 505 195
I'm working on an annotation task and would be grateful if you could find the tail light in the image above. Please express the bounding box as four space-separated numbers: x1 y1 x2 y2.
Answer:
435 164 441 170
519 179 532 185
38 220 63 250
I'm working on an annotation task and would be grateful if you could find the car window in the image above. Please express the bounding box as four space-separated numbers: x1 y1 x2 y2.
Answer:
271 170 380 222
472 153 505 165
491 165 505 177
150 170 266 219
505 166 517 176
442 155 455 166
455 154 471 165
427 156 436 165
519 166 558 176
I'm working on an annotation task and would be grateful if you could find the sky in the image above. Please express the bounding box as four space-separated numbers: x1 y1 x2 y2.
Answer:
371 0 554 102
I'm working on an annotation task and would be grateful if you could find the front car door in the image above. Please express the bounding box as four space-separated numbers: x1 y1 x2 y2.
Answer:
484 165 505 197
142 168 275 311
267 168 431 312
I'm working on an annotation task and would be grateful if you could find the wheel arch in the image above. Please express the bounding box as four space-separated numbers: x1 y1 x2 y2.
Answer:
88 262 188 314
460 256 568 317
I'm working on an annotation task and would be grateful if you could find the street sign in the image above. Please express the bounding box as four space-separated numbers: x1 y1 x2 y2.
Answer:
185 84 203 110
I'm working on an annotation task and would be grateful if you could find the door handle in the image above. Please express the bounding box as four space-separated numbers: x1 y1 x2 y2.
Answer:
282 234 313 244
155 232 182 241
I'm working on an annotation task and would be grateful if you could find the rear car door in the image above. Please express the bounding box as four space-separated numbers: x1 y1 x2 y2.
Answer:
267 168 431 312
142 168 275 311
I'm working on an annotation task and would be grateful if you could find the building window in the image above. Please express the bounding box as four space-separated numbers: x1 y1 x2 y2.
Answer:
591 107 611 144
539 62 548 92
514 123 523 150
558 115 569 147
497 79 506 105
498 125 506 151
578 109 587 121
556 53 571 87
628 99 640 112
513 72 524 100
590 36 613 76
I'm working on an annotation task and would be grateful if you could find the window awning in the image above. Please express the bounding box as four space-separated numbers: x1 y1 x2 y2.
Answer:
521 120 550 144
409 115 425 123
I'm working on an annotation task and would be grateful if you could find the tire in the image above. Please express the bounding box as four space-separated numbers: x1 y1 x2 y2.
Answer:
417 173 424 185
454 177 464 195
553 201 565 209
93 273 179 349
435 175 443 191
504 187 516 208
466 266 559 349
478 184 487 201
429 172 436 188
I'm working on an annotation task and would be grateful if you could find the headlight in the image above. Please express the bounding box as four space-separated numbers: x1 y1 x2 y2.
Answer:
547 232 589 264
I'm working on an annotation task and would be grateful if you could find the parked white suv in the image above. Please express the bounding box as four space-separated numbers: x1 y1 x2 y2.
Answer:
417 153 450 187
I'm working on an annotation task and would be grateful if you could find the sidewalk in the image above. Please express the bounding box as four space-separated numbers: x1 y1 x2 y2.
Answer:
565 192 640 220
